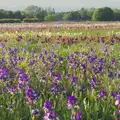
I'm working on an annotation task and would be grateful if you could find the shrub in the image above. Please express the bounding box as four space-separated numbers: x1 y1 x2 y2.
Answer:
23 18 40 23
44 13 63 21
0 19 21 23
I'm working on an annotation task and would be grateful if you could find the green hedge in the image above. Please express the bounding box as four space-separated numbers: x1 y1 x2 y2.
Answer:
23 18 40 23
0 19 21 23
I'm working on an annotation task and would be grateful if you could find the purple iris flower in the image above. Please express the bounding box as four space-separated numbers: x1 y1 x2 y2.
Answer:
43 100 53 113
25 86 39 104
111 59 115 66
0 67 9 81
108 72 114 78
80 64 87 71
59 56 63 61
67 96 76 109
88 55 97 63
54 73 61 80
66 74 71 79
51 82 59 95
98 90 106 98
111 91 117 98
32 109 39 116
71 76 77 85
90 77 97 89
19 73 29 83
17 83 24 90
29 60 36 65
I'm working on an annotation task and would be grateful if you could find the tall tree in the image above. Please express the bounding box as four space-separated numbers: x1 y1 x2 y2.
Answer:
14 11 23 19
63 11 81 21
24 5 39 18
92 7 114 21
0 9 5 18
6 11 14 18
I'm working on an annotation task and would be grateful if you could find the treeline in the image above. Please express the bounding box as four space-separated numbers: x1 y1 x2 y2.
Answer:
45 7 120 21
0 5 120 22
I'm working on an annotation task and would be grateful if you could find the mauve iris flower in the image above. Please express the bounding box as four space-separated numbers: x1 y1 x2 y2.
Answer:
115 94 120 107
43 100 59 120
75 112 82 120
16 69 25 75
17 36 23 41
9 87 15 95
43 111 58 120
71 112 82 120
0 43 5 48
118 110 120 115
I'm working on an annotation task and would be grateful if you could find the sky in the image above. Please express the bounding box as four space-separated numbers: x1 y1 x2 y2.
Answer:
0 0 120 11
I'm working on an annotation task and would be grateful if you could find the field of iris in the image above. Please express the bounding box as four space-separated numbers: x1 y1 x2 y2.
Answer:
0 22 120 120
